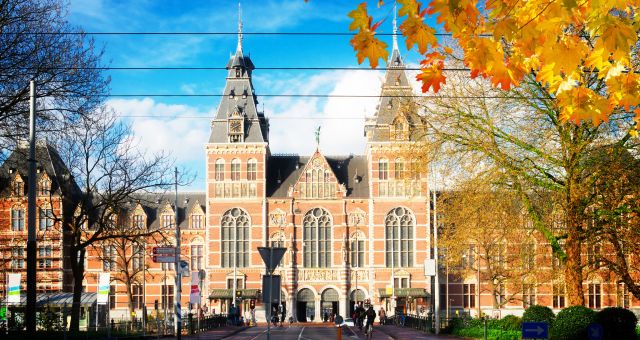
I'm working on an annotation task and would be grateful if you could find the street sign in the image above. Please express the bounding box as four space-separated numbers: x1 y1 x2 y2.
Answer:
153 246 176 255
179 260 189 275
424 259 436 276
588 323 603 340
522 322 549 339
262 274 281 304
257 247 287 273
97 273 110 305
152 255 175 263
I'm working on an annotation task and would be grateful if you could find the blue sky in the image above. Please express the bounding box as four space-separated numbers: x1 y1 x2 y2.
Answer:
68 0 427 190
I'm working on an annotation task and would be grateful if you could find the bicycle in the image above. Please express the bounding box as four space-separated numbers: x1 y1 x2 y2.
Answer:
365 322 374 339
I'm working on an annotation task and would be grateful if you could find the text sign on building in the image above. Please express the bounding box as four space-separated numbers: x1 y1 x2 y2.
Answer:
522 322 549 339
153 247 176 255
97 273 110 305
7 273 21 303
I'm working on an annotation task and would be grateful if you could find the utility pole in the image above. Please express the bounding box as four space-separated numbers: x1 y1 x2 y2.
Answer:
433 190 440 334
174 168 181 340
26 80 37 333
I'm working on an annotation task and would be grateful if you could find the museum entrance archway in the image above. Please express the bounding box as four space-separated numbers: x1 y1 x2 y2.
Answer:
296 288 315 322
321 288 339 321
349 289 366 316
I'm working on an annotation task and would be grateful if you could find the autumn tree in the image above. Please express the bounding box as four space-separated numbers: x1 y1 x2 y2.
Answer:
439 171 554 310
349 0 639 129
51 108 179 331
0 0 109 157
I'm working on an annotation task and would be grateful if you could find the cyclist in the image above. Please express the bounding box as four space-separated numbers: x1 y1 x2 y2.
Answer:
364 305 376 339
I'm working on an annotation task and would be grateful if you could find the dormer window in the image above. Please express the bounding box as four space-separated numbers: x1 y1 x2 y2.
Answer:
13 180 24 196
242 90 247 99
38 178 51 196
235 67 241 77
229 91 235 99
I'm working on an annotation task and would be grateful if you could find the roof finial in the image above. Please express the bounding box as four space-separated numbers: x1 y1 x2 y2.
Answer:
392 2 398 51
237 2 243 53
315 126 321 148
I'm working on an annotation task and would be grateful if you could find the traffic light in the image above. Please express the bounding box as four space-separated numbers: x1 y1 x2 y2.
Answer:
250 299 255 310
236 290 242 299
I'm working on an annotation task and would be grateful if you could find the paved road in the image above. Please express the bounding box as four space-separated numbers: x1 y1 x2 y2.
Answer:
223 325 393 340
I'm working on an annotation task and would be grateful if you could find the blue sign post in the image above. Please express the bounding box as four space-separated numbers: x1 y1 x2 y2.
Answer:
522 322 549 339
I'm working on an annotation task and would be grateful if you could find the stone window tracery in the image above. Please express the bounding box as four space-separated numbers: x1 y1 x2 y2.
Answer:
385 207 414 268
221 208 250 267
299 158 336 199
303 208 332 268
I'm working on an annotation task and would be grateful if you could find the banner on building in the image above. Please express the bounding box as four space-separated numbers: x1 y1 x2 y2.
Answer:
189 272 200 304
97 273 110 305
7 273 21 303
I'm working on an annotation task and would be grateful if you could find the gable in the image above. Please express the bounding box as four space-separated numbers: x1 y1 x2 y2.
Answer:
291 150 346 199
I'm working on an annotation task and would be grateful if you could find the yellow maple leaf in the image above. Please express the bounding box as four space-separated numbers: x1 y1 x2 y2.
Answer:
606 73 640 111
401 15 438 54
417 60 447 92
398 0 420 17
348 3 371 31
558 87 610 126
351 30 389 69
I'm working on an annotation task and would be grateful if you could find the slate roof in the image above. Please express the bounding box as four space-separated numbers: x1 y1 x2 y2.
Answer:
209 48 268 144
365 46 419 142
2 292 97 307
126 191 206 230
266 154 369 198
0 141 80 198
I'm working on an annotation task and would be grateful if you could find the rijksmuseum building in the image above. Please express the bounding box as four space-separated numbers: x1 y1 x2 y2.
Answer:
1 20 636 324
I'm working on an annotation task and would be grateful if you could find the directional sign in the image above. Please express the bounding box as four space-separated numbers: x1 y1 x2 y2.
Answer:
588 323 603 340
152 255 175 263
257 247 287 273
153 246 176 255
522 322 549 339
262 274 281 304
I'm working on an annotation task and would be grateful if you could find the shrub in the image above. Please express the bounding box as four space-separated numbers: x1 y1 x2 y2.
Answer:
594 307 638 340
551 306 595 340
522 305 555 327
498 315 523 331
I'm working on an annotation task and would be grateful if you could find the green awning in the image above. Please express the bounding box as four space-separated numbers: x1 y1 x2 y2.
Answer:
209 288 260 299
378 288 429 298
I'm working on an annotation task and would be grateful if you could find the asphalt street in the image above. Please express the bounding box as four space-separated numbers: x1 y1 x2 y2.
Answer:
222 325 392 340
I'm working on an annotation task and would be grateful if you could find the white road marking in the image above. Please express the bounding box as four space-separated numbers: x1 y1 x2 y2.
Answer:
297 326 306 340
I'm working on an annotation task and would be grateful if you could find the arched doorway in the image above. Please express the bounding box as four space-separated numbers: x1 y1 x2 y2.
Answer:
296 289 315 322
349 289 365 316
321 288 339 321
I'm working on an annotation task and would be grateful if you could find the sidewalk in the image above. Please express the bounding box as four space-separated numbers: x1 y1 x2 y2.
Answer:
182 326 247 340
376 324 465 340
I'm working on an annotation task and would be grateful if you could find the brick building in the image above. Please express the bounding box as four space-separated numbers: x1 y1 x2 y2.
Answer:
1 14 637 326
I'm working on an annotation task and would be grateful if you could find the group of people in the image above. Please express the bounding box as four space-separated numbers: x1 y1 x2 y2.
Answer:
352 304 385 338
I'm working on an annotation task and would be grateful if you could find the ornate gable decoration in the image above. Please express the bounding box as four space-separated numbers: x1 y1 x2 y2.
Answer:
291 151 346 199
391 114 409 141
348 208 367 226
269 208 287 228
188 200 204 216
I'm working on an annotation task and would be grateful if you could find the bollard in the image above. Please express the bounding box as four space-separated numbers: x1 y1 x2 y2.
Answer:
337 325 342 340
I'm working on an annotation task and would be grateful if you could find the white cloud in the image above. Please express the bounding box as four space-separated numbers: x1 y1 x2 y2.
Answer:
107 98 210 164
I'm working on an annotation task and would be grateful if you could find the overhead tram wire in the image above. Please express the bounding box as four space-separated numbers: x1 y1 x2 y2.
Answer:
0 67 470 71
6 31 462 36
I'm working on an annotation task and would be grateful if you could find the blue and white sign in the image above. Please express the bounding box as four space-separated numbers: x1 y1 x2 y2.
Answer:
587 323 603 340
522 322 549 339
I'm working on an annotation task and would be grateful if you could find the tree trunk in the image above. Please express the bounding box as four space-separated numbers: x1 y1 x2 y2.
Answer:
69 248 86 332
565 188 585 306
126 277 134 320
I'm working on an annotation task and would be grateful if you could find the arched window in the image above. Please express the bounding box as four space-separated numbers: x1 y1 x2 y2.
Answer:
231 159 241 181
38 178 51 196
378 158 388 180
303 208 332 268
215 159 225 181
394 158 404 179
132 214 145 229
11 206 24 231
385 207 414 267
247 158 257 181
270 231 287 265
191 238 204 270
221 208 250 267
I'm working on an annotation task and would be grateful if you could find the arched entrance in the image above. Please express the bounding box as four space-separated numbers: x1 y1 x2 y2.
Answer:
296 289 315 322
321 288 339 321
349 289 366 316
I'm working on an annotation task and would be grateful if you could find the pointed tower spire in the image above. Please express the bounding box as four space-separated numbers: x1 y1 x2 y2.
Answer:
392 2 398 51
237 2 243 53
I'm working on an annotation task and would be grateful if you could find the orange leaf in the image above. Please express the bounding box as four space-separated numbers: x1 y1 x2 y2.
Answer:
417 61 446 92
348 3 371 31
558 87 611 126
398 0 420 17
350 30 389 69
400 15 438 54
